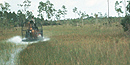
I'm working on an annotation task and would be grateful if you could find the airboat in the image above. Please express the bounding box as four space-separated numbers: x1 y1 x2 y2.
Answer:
21 21 43 42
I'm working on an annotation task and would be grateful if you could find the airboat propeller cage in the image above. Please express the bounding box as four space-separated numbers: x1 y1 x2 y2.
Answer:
21 21 43 41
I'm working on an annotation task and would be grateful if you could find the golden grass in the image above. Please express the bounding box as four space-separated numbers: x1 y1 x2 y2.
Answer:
18 23 130 65
0 22 130 65
0 27 23 64
0 27 21 41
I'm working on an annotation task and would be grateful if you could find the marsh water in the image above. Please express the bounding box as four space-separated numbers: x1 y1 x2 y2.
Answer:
0 36 50 65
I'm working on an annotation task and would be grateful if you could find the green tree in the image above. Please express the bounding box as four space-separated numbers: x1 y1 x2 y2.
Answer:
17 10 26 25
46 0 55 20
38 0 55 20
0 2 10 12
26 11 34 20
2 11 8 27
0 2 10 20
55 9 62 20
12 12 18 22
73 7 88 26
52 9 57 20
126 1 130 13
73 7 78 18
79 11 88 26
38 1 46 19
79 11 87 26
7 12 18 26
62 5 67 19
94 13 98 24
0 11 2 17
98 12 103 18
121 1 130 32
7 12 12 20
115 1 123 17
78 11 82 18
17 0 31 17
17 0 31 24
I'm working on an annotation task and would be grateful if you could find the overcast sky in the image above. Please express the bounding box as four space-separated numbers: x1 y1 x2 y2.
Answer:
0 0 126 19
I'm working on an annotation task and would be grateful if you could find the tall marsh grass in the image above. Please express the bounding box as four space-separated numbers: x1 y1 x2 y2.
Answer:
2 22 130 65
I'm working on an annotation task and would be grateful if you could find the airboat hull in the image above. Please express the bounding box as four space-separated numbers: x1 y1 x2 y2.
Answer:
22 37 44 42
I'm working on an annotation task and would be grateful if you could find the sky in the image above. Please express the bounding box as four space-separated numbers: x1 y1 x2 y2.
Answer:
0 0 127 19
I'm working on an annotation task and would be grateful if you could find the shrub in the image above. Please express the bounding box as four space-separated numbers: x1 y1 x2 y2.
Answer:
121 15 130 32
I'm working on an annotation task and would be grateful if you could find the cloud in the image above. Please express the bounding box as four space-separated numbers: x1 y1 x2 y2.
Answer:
85 0 98 7
0 0 6 3
85 0 105 7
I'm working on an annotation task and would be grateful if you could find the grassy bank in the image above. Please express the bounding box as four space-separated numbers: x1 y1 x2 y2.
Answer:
0 27 21 54
19 22 130 65
0 27 21 56
0 27 23 65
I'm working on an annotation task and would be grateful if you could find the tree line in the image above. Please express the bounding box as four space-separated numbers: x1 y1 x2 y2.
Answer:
0 0 68 27
0 0 110 27
0 0 130 33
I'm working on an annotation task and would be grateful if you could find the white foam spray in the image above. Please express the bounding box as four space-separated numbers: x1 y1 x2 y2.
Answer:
4 36 50 65
7 36 50 45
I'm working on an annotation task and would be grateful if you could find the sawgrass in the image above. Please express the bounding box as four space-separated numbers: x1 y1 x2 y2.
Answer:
0 27 22 64
0 27 22 51
0 27 21 41
19 22 130 65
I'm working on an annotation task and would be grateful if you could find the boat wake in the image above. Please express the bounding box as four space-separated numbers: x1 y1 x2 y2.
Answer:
2 36 50 65
7 36 50 45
